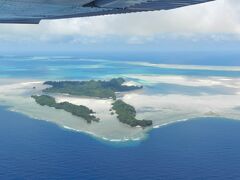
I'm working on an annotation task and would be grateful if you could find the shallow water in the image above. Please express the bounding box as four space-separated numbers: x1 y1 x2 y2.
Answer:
1 56 240 141
1 55 240 79
1 107 240 179
1 55 240 179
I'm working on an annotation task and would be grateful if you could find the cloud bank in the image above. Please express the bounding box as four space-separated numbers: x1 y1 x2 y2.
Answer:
0 0 239 46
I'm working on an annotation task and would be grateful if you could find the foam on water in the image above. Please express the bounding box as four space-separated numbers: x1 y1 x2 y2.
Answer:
1 73 240 142
1 58 240 142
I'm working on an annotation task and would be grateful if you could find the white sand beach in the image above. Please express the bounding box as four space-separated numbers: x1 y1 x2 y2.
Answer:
1 75 240 141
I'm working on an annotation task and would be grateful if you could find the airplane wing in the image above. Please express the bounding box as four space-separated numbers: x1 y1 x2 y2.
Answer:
0 0 215 24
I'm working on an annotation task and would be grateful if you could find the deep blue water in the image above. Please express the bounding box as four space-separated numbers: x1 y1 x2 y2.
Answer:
1 107 240 180
1 54 240 179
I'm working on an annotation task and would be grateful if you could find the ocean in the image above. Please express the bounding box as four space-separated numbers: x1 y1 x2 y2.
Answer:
1 107 240 179
1 53 240 80
1 53 240 179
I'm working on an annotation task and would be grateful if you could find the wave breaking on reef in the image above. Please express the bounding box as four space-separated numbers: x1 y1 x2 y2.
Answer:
1 74 240 142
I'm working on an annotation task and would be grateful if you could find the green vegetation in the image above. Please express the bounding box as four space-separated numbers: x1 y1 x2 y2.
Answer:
43 78 142 100
31 78 152 128
32 95 99 123
112 100 152 128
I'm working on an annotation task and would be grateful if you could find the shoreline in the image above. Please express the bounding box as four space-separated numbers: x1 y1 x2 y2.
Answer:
7 106 148 143
6 105 240 144
1 76 240 142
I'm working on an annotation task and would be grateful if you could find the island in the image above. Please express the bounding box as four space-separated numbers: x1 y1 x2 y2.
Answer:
32 95 99 123
112 100 152 128
43 78 142 100
31 78 152 128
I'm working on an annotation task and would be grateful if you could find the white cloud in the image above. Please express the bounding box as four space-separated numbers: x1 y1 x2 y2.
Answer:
0 0 239 42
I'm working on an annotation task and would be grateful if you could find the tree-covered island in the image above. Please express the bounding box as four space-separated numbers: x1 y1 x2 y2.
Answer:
43 78 142 100
32 95 99 123
112 100 153 128
31 78 152 128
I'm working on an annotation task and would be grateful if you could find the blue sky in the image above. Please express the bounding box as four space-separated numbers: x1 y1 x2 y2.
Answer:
0 0 239 54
